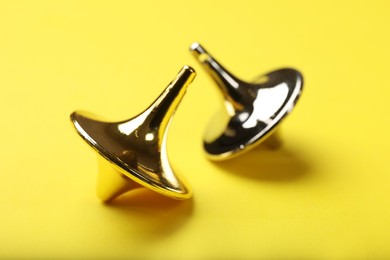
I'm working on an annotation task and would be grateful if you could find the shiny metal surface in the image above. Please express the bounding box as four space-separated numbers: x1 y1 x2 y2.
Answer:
190 42 303 160
70 66 196 202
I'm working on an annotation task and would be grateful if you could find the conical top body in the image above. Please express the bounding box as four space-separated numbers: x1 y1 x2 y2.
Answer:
71 66 196 201
190 42 303 160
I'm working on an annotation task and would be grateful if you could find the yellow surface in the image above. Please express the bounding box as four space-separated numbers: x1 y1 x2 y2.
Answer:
1 0 389 258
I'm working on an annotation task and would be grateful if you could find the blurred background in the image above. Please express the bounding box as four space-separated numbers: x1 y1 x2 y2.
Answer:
0 0 389 258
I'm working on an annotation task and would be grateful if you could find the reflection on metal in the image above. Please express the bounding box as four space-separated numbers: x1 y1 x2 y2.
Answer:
70 66 196 202
190 42 303 160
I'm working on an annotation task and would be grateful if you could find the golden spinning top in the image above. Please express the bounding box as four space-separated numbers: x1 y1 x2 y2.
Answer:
70 66 195 202
190 43 303 160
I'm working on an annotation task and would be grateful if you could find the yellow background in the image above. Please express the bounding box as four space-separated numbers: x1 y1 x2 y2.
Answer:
1 0 389 258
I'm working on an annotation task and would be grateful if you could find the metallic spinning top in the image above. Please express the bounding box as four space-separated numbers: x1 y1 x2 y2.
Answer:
70 66 195 202
190 42 303 160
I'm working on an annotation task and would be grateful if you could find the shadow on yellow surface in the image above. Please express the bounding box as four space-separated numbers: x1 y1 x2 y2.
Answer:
214 133 311 182
101 189 194 237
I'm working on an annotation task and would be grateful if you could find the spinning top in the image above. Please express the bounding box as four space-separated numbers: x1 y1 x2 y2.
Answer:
70 66 195 202
190 42 303 160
